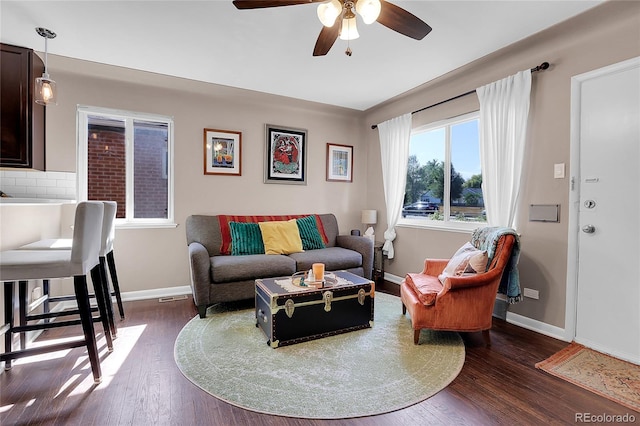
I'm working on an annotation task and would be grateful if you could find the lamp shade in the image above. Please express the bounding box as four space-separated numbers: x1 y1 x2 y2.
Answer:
35 74 57 106
317 0 342 27
339 16 359 40
356 0 381 25
361 210 377 225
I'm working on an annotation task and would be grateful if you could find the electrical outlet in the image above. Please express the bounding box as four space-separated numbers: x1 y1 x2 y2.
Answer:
523 287 539 299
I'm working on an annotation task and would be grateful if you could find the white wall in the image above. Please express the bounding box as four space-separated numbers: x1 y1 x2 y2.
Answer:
38 57 368 294
363 1 640 328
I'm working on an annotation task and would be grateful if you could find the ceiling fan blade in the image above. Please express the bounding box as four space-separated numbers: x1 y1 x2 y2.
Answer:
377 1 432 40
313 24 340 56
233 0 324 9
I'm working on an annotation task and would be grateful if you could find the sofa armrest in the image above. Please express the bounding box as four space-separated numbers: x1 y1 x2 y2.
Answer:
336 235 374 280
188 242 211 309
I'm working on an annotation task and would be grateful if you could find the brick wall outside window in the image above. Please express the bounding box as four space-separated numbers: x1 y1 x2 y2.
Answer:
134 125 168 219
88 125 126 218
87 123 168 219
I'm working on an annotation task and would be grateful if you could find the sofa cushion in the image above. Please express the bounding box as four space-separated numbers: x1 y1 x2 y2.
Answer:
259 220 304 255
229 222 264 255
438 242 488 284
210 254 296 283
405 273 443 306
218 214 329 255
288 247 362 272
296 215 326 250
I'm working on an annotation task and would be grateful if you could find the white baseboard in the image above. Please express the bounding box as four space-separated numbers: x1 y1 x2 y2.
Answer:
53 285 192 311
119 285 192 302
384 272 569 342
384 272 403 285
505 311 568 342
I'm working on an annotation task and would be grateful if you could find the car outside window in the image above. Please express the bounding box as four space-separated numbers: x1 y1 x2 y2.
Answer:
400 112 485 230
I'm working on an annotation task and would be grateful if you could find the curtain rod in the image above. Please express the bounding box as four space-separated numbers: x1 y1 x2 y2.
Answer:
371 61 550 130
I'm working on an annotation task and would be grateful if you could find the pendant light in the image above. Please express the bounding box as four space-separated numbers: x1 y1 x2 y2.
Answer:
35 27 57 106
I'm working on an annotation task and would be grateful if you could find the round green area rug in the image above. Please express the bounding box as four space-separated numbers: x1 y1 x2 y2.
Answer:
174 292 465 419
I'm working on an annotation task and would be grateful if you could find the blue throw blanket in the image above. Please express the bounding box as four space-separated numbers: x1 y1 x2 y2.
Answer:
471 226 522 304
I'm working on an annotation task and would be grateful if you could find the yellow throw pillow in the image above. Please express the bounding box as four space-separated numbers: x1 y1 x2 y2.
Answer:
258 219 304 255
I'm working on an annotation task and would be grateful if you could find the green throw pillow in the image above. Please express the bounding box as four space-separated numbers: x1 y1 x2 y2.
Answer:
296 215 326 250
229 222 264 255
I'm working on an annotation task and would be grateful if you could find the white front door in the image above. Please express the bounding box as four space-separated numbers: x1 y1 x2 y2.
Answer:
569 57 640 364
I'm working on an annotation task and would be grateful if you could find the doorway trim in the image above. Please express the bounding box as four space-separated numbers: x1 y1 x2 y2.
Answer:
565 56 640 346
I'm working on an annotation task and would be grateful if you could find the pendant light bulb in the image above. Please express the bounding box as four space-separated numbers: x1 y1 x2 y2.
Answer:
35 74 57 105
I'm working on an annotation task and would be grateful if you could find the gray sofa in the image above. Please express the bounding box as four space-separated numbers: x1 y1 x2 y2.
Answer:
185 213 374 318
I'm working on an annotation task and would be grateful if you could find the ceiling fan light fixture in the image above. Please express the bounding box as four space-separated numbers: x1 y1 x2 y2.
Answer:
317 0 342 27
339 16 359 40
355 0 381 24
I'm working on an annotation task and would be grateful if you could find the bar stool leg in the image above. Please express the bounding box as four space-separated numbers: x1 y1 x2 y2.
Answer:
3 281 15 370
43 279 50 323
18 281 28 350
106 251 125 320
98 257 117 339
90 265 114 351
74 275 102 384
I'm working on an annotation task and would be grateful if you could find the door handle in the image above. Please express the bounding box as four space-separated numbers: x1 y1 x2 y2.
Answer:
582 224 596 234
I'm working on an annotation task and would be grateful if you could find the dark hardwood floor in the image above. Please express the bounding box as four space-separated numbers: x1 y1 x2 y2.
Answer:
1 287 636 425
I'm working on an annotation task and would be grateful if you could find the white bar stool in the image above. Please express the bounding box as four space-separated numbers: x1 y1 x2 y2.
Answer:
0 201 109 383
19 201 124 338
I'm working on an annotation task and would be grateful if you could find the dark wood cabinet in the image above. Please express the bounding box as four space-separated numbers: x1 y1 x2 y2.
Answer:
1 43 45 170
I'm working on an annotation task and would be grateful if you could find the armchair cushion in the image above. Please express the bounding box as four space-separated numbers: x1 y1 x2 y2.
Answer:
405 273 443 306
438 242 488 284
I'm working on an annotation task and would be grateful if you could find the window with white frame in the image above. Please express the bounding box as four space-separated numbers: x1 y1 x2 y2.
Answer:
77 106 175 227
400 111 485 230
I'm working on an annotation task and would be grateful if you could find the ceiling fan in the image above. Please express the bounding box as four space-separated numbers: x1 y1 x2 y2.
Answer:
232 0 432 56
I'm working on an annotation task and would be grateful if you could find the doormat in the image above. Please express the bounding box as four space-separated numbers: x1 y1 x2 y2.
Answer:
535 342 640 412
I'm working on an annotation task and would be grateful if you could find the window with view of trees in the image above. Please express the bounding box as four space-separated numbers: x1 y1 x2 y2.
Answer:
401 112 485 227
77 106 174 227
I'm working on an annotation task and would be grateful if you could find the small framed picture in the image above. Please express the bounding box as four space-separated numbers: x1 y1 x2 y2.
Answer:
326 143 353 182
264 124 307 185
204 128 242 176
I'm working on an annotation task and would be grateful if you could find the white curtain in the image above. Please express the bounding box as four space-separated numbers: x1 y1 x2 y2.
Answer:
476 70 531 229
377 113 412 259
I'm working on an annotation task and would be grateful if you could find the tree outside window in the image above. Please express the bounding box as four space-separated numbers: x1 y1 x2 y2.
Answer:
401 112 485 226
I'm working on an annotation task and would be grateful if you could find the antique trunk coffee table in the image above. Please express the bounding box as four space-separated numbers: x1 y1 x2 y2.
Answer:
255 270 374 348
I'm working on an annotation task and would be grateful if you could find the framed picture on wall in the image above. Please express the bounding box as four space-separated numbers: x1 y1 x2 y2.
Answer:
203 128 242 176
264 124 307 185
326 143 353 182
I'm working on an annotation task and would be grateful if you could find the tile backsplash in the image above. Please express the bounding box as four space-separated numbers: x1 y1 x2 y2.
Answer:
0 170 76 200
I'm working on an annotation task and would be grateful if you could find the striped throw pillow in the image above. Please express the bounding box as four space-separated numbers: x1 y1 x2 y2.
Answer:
296 215 326 250
229 222 264 255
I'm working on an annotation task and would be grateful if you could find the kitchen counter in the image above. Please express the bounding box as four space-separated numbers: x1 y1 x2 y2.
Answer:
0 200 76 250
0 198 76 205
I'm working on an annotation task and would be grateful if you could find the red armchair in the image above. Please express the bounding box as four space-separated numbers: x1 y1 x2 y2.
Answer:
400 232 516 346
